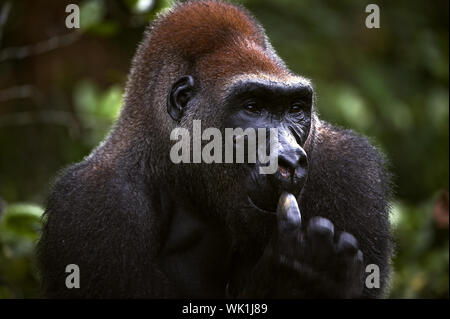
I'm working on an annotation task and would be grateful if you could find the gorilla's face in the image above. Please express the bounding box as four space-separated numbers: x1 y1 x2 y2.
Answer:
221 78 313 213
167 75 313 217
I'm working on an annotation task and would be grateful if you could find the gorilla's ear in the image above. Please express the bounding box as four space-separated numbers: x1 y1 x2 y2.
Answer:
167 75 195 121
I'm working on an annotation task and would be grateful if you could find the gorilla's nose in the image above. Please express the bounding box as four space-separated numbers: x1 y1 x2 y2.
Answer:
276 147 308 192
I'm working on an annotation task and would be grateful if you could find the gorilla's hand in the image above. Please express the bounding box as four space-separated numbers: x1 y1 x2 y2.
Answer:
239 193 365 298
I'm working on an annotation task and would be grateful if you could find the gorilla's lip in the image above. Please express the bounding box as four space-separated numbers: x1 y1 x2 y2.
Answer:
247 188 302 215
247 195 277 215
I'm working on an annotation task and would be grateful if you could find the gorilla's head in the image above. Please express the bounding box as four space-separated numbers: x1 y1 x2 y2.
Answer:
117 1 315 227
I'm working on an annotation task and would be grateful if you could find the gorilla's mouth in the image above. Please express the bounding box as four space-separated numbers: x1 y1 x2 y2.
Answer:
247 194 278 214
246 171 303 214
247 172 306 213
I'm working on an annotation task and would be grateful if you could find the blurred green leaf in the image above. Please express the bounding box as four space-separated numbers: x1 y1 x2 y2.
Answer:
0 203 43 241
80 0 106 30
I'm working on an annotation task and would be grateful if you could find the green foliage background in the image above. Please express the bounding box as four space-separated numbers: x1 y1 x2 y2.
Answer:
0 0 448 298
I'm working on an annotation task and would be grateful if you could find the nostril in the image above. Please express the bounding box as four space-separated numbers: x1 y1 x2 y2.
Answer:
279 165 291 178
278 155 296 177
299 154 308 169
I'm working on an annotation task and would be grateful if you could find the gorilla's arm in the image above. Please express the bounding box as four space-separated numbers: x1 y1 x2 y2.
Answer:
234 193 365 299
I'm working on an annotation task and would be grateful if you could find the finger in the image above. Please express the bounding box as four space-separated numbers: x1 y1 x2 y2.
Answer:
336 232 359 256
277 192 302 232
307 217 334 244
275 192 302 256
306 217 335 267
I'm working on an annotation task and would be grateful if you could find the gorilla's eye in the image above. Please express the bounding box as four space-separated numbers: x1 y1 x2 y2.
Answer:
289 103 304 114
244 101 259 113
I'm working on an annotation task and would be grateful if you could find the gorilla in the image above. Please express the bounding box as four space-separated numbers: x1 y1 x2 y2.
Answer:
38 0 392 298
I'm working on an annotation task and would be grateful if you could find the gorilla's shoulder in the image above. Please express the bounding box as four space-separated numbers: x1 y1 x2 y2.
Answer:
315 120 389 174
49 157 112 196
308 120 392 204
45 154 148 220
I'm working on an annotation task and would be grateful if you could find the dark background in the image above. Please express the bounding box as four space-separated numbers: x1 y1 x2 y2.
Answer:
0 0 448 298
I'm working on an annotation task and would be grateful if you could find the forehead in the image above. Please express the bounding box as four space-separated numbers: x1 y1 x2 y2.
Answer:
196 40 310 91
